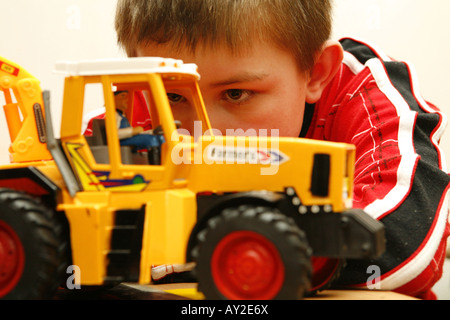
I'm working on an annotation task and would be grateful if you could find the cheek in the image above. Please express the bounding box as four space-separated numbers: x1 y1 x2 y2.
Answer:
262 107 304 137
277 113 304 137
245 92 306 137
171 107 199 135
271 87 307 137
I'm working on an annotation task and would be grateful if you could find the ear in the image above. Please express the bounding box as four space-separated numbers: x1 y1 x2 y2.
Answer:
305 40 344 103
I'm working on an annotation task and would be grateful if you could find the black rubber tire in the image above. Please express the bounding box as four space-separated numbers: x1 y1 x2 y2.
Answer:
0 188 70 299
307 258 345 296
192 205 312 300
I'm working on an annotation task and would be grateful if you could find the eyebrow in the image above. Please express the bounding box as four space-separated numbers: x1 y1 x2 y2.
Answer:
209 71 269 87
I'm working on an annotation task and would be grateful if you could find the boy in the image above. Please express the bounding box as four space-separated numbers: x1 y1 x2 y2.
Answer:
113 0 450 299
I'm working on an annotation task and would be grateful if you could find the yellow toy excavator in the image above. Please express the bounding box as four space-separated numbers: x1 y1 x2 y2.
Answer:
0 56 385 300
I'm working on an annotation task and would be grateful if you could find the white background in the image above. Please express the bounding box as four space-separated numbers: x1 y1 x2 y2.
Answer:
1 0 450 298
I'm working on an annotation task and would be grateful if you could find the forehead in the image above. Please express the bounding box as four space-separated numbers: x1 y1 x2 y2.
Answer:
136 40 297 72
135 40 305 90
136 39 248 61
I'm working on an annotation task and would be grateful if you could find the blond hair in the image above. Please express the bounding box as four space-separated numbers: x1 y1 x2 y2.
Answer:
115 0 333 71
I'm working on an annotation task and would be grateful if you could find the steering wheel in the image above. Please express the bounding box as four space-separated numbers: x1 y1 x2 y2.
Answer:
153 120 182 135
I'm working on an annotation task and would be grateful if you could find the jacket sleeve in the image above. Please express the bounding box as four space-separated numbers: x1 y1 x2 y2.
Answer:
327 38 450 299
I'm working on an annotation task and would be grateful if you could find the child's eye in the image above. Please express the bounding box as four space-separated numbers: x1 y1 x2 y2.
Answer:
167 93 187 105
223 89 253 104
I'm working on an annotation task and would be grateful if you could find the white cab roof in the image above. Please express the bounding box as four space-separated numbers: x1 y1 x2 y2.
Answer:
54 57 200 79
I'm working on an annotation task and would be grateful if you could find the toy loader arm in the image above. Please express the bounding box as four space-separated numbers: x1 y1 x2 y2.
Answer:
0 57 52 162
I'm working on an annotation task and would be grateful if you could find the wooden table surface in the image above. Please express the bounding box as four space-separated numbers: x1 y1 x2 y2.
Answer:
53 282 418 300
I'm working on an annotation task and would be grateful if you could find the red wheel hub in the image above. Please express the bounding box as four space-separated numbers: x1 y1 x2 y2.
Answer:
211 231 284 300
0 221 25 298
310 257 340 292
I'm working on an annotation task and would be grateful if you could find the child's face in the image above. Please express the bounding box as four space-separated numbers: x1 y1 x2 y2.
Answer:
137 40 310 137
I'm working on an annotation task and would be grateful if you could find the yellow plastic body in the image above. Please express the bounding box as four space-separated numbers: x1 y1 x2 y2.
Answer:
0 57 356 286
